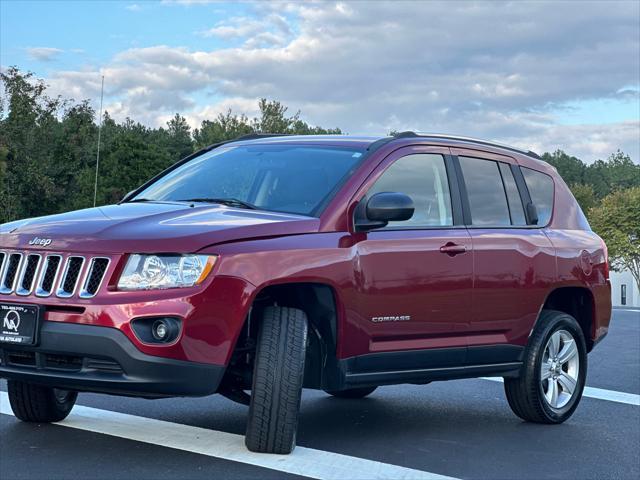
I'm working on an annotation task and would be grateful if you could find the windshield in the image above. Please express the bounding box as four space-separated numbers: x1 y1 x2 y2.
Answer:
132 144 365 216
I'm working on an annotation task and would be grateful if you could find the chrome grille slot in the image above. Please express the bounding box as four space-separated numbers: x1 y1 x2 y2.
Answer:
79 258 110 299
0 253 23 294
56 256 85 298
16 254 41 296
0 251 111 299
36 255 62 297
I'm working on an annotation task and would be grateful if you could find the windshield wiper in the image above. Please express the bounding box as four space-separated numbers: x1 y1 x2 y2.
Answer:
179 198 259 210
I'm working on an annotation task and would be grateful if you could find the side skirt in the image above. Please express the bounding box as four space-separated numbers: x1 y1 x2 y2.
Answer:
322 345 525 390
343 362 522 388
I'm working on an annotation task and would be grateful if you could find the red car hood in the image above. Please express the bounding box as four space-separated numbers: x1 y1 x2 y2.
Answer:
0 203 320 254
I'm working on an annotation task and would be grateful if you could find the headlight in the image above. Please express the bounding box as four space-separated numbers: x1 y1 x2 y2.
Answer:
118 254 217 291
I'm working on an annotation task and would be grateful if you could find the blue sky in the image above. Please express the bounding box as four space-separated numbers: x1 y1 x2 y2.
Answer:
1 0 639 162
2 1 252 69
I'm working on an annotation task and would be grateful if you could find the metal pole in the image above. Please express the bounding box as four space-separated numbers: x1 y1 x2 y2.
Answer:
93 75 105 207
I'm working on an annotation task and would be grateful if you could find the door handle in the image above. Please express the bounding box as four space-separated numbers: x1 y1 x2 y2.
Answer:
439 242 467 256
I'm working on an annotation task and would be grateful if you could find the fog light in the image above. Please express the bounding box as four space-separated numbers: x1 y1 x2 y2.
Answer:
131 317 181 344
152 320 169 341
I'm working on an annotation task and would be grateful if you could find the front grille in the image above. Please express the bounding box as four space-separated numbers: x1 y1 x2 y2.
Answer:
0 253 22 294
44 353 83 372
86 358 123 373
0 250 111 298
36 255 62 296
79 258 110 298
6 350 36 368
57 257 85 298
1 348 123 374
16 254 41 295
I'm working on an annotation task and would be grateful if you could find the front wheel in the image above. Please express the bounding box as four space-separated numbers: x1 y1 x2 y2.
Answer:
7 380 77 423
245 306 308 454
504 310 587 424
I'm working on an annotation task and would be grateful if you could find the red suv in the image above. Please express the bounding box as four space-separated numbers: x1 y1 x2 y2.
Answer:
0 133 611 454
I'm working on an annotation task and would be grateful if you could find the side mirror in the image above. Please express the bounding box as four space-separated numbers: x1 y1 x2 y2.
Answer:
355 192 415 231
526 202 539 225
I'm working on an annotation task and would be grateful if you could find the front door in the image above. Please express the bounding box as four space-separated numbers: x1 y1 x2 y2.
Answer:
346 146 473 366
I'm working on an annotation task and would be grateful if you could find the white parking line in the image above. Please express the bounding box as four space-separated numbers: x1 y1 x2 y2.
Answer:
481 377 640 406
0 392 455 480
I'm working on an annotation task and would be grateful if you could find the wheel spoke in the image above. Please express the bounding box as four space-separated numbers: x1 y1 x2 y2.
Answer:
548 332 560 358
541 367 553 381
558 372 577 395
545 379 559 407
557 340 578 364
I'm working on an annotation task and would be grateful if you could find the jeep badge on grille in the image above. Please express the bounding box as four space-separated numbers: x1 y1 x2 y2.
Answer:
28 237 53 247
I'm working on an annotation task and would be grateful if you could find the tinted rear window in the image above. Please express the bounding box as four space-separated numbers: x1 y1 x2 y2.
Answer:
459 156 511 226
499 163 527 226
521 167 555 226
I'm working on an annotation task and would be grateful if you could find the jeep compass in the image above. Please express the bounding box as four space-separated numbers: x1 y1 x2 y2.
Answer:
0 132 611 454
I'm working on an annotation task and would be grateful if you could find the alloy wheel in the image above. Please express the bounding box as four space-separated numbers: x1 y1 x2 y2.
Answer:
540 329 580 409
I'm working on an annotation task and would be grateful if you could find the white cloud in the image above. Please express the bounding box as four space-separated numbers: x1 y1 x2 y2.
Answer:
125 4 142 12
25 47 64 62
198 14 291 48
39 1 640 162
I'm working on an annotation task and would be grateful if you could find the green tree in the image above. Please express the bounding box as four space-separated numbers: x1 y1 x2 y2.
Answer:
542 150 586 185
584 151 640 198
164 113 194 161
590 187 640 291
193 110 253 149
0 67 65 222
253 99 341 135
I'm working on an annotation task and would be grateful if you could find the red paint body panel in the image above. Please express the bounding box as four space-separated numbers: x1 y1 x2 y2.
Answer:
0 135 612 375
467 229 556 347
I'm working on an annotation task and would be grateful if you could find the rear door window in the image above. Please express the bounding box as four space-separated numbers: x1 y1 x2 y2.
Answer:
459 156 511 226
498 163 527 226
521 167 555 226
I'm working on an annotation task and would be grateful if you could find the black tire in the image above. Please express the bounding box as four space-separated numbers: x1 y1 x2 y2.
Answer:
7 380 77 423
504 310 587 424
324 387 377 399
245 306 308 454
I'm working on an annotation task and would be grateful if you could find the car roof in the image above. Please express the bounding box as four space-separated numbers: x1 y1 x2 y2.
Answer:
229 132 543 163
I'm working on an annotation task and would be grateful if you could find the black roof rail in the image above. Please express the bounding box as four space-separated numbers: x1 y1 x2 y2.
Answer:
232 133 291 142
392 131 542 160
366 136 395 152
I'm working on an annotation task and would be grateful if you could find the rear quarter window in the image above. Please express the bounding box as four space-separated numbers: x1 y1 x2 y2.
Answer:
521 167 555 226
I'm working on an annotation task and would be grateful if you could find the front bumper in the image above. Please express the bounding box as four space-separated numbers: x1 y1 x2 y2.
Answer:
0 321 225 398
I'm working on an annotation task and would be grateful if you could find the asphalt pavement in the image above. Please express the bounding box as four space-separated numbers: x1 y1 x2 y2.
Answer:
1 309 639 480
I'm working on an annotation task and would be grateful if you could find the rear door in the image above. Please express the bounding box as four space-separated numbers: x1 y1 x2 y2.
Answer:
452 149 556 359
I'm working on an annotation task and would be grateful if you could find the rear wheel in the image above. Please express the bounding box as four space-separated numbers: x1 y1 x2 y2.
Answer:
324 387 377 399
245 306 308 454
7 380 77 423
504 310 587 424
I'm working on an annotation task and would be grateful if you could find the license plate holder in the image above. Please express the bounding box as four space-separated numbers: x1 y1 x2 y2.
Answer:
0 303 40 346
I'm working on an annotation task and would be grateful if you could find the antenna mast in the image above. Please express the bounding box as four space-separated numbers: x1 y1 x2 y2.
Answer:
93 75 105 207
